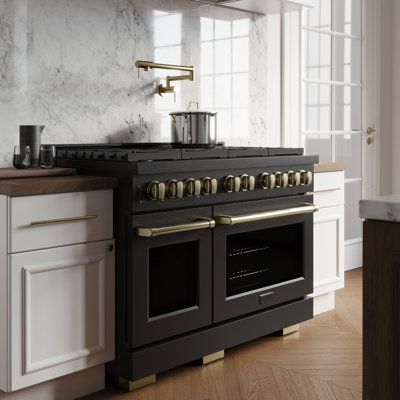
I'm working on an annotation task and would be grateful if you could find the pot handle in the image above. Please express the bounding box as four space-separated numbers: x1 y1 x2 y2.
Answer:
187 101 199 111
213 112 218 142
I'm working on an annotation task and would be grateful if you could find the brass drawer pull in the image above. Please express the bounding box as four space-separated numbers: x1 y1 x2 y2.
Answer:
137 218 216 238
216 204 319 226
313 187 341 193
30 214 98 226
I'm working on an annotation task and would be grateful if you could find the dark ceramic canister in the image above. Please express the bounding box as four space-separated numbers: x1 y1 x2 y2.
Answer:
19 125 45 167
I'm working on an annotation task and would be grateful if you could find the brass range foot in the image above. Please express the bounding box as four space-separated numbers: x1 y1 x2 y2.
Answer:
202 350 225 365
117 374 156 392
271 324 300 337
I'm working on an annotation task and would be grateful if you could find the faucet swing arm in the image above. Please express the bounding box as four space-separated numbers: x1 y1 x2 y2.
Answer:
135 60 195 98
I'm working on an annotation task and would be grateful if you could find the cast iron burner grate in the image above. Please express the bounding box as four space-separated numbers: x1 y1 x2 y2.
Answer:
55 143 304 162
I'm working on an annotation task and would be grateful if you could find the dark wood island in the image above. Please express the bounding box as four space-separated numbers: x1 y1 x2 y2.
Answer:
361 195 400 399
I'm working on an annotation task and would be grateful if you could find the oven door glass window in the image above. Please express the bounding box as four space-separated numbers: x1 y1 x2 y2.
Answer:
149 241 198 318
226 223 303 297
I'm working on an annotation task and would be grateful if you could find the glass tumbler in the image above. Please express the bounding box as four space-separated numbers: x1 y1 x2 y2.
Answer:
13 146 31 169
39 145 56 169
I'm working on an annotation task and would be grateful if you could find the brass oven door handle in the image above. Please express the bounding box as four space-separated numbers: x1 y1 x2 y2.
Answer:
216 204 319 226
137 218 216 238
30 214 98 226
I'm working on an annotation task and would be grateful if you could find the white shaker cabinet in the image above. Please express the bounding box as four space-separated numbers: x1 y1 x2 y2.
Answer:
312 169 345 315
0 190 115 394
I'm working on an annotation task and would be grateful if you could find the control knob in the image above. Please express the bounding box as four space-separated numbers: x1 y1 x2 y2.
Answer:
201 177 218 195
300 170 313 185
260 173 276 189
275 172 283 188
288 171 301 187
147 181 166 200
166 180 184 199
184 178 202 197
282 172 289 188
240 175 255 191
224 175 241 193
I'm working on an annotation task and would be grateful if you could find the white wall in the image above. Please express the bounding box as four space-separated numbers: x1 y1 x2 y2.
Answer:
380 0 400 195
380 0 393 195
391 0 400 194
0 0 282 166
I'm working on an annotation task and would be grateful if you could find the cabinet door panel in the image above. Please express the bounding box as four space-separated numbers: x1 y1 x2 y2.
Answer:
9 241 114 392
313 205 344 296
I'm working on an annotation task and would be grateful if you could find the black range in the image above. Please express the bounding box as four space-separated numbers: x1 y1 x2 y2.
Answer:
56 143 319 388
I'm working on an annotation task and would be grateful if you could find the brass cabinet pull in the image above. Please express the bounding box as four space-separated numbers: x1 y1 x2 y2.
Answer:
137 218 216 238
313 187 341 193
105 243 114 252
30 214 98 226
216 204 319 226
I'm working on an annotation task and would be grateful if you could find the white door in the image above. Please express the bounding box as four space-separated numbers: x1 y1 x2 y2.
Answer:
9 241 115 392
301 0 379 270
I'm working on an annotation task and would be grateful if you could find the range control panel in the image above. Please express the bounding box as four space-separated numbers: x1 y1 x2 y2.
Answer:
145 170 314 201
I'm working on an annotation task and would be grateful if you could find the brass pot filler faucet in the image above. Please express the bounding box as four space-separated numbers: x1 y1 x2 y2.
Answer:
135 60 195 101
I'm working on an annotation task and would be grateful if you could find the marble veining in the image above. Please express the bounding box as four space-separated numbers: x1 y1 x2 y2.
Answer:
0 0 277 165
360 195 400 223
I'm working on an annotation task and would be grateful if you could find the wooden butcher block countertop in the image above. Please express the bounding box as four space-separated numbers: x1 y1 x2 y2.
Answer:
314 163 345 173
0 175 118 197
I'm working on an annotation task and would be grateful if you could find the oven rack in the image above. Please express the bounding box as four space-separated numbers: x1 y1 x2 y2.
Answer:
228 245 270 258
228 267 270 280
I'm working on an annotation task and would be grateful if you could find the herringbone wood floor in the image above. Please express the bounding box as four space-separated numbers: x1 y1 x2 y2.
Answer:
85 268 362 400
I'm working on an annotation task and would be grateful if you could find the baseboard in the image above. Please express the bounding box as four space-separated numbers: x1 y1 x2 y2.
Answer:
0 365 104 400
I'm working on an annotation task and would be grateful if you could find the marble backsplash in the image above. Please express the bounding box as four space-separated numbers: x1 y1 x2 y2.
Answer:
0 0 279 165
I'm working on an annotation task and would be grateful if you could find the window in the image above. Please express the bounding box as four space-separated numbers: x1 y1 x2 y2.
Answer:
302 0 363 243
200 17 251 142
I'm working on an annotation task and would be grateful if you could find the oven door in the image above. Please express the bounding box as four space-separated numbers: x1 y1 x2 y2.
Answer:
213 195 316 323
129 207 213 348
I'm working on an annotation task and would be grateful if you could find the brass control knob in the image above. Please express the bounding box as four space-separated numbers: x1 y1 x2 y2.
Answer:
166 180 184 199
194 179 202 196
288 171 295 187
275 172 283 188
184 178 196 197
294 171 301 186
224 175 241 193
300 170 313 185
147 181 166 200
260 173 276 189
202 177 218 195
240 175 255 191
299 170 306 185
282 172 289 188
306 171 313 185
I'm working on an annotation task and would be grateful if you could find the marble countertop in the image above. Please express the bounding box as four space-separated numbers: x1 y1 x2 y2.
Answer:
360 194 400 222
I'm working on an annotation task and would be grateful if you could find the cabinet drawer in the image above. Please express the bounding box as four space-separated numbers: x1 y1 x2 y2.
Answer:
312 171 344 208
10 190 113 253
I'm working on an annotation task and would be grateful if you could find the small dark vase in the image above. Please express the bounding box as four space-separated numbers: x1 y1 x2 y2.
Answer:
19 125 45 168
